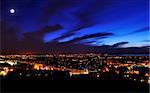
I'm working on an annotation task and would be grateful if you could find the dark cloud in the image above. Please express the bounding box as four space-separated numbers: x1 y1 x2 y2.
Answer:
141 46 150 48
0 0 149 55
0 21 20 51
141 40 150 42
23 24 62 40
54 24 94 41
38 0 113 31
121 26 149 36
20 24 63 51
60 32 113 44
85 41 96 44
73 0 113 24
50 0 119 43
38 0 79 25
125 26 150 35
53 32 74 41
134 26 149 33
93 45 149 54
112 42 128 48
0 21 62 53
71 23 94 33
39 24 62 33
0 23 149 54
58 0 112 38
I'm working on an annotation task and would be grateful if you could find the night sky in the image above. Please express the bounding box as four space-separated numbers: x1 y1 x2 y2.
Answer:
0 0 149 54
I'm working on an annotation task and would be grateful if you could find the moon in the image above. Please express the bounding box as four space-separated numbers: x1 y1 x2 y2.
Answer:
10 9 15 14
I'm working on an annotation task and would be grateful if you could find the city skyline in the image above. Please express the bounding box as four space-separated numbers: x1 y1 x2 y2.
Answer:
0 0 149 54
1 53 149 92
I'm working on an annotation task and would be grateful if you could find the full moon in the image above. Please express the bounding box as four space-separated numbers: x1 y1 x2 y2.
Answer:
10 9 15 14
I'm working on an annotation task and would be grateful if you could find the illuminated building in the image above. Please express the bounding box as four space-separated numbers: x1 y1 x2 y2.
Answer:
33 64 44 70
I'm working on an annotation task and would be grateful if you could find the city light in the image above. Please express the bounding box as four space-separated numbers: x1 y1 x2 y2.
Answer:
0 71 7 76
0 54 149 84
33 64 44 70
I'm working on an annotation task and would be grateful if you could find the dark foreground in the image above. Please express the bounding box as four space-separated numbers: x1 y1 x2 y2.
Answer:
1 79 149 93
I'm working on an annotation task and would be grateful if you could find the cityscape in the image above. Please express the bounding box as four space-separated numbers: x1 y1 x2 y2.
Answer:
1 53 150 92
1 0 149 92
1 54 149 81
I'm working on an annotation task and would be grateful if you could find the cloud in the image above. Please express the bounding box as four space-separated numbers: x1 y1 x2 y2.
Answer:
0 21 62 52
53 32 74 41
112 42 129 48
37 0 113 33
121 26 149 37
23 24 62 41
20 24 63 51
53 24 94 41
134 26 149 33
39 24 63 33
60 32 113 44
141 40 150 42
37 0 78 25
94 44 149 54
73 0 113 23
0 21 149 54
0 21 20 51
125 26 150 35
